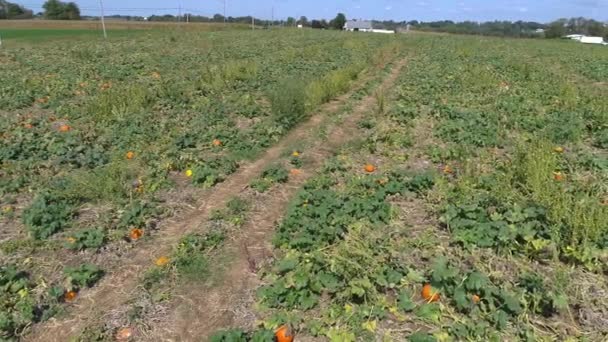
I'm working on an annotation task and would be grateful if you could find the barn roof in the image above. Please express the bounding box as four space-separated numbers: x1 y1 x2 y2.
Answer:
344 20 373 30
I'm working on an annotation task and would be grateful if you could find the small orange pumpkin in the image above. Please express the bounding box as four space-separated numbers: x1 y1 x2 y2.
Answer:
126 151 135 160
364 164 376 173
421 284 440 302
472 294 481 304
129 228 144 240
64 290 78 302
212 139 222 147
275 325 294 342
554 147 564 153
443 165 454 174
59 124 71 132
115 327 133 341
155 256 170 267
23 123 33 129
290 169 302 176
553 172 565 182
151 71 161 79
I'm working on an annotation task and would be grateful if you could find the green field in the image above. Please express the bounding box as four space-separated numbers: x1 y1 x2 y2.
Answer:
0 28 131 41
1 28 607 341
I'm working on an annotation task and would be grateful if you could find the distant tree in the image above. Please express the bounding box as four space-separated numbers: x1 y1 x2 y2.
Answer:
587 20 605 36
330 13 346 30
64 2 80 20
311 19 328 29
42 0 80 20
298 16 308 27
213 13 225 22
544 20 567 38
0 1 33 19
286 16 295 27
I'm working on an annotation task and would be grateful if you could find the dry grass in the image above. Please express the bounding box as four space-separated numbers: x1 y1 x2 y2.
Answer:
0 19 246 31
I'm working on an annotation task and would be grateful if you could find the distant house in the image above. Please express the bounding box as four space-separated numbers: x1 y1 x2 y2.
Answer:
580 36 608 45
563 34 607 45
344 20 373 32
564 34 584 41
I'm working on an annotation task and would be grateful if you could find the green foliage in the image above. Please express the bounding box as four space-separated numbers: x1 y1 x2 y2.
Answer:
173 231 226 280
437 109 501 147
64 264 104 289
0 265 62 339
250 165 289 193
42 0 81 20
23 192 77 240
191 157 238 188
64 228 106 251
209 328 275 342
271 79 308 130
441 199 553 253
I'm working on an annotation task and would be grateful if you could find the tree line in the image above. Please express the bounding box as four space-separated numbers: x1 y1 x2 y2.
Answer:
1 1 606 40
0 0 79 20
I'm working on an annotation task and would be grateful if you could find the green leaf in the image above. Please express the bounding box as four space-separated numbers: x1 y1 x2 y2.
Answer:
398 290 416 312
415 303 441 323
465 271 487 291
499 290 522 315
276 257 298 274
453 286 469 311
408 332 437 342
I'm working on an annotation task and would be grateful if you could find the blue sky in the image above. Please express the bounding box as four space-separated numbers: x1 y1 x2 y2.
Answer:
17 0 608 22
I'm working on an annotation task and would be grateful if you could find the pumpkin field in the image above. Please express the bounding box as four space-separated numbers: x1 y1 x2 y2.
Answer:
1 27 608 342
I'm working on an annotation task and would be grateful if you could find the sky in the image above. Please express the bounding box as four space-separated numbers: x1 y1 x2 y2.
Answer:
16 0 608 23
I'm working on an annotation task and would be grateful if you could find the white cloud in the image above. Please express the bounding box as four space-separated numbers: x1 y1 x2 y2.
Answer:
385 5 392 10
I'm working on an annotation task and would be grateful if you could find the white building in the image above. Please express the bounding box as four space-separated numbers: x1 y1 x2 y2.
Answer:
344 20 373 32
580 36 607 45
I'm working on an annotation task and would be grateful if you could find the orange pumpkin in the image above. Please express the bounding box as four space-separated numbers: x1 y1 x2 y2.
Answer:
364 164 376 173
115 327 133 341
275 325 294 342
64 290 78 302
155 256 170 267
421 284 440 302
23 123 33 129
554 147 564 153
212 139 222 147
553 172 565 182
472 294 481 304
151 71 161 79
59 124 71 132
129 228 144 240
290 169 302 176
443 165 454 174
126 151 135 160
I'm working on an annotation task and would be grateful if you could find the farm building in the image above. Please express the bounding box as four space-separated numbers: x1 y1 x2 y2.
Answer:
564 34 607 45
580 36 607 45
344 20 373 32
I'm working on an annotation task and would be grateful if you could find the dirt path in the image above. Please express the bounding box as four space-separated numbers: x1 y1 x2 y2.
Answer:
24 59 405 342
144 58 409 341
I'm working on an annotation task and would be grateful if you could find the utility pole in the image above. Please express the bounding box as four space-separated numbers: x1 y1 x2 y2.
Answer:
223 0 226 25
271 7 274 29
251 16 254 30
99 0 107 39
178 3 181 22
